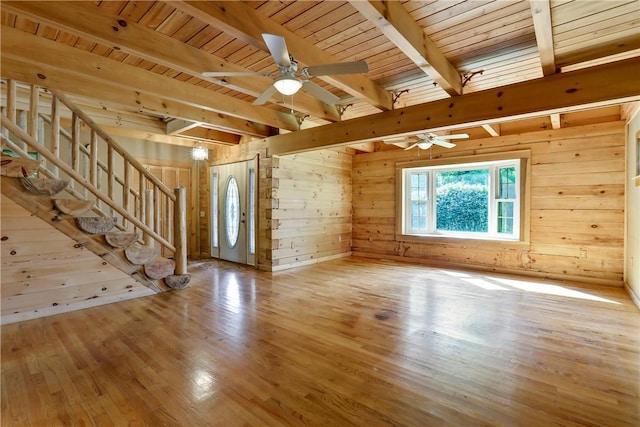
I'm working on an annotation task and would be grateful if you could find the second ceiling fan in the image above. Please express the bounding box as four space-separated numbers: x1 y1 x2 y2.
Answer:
384 133 469 150
203 33 369 106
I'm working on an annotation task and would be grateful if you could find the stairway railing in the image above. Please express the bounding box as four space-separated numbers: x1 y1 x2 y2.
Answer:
1 80 187 271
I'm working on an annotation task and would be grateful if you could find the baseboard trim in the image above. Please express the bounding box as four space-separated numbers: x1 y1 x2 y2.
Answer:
352 251 624 287
624 282 640 310
261 252 352 272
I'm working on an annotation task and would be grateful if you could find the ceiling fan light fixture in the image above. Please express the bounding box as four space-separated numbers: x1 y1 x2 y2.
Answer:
418 142 433 150
273 76 303 95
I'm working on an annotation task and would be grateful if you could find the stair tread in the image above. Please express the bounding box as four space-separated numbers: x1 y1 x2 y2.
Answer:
144 257 176 280
165 274 191 290
105 232 140 248
21 177 68 196
0 155 40 178
54 199 94 216
125 243 158 265
76 216 116 234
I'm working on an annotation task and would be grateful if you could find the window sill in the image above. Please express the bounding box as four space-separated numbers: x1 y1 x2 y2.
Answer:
397 233 530 249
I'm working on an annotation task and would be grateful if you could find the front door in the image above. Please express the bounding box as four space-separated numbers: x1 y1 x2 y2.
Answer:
210 158 256 266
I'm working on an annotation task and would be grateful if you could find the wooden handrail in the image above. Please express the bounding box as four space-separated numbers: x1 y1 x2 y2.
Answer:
39 113 141 200
2 81 188 269
1 115 176 252
50 90 175 202
1 134 125 226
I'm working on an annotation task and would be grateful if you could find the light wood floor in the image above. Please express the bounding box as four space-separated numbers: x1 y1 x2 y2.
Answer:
2 257 638 426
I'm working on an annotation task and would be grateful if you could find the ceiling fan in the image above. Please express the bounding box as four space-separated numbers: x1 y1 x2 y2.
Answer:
203 33 369 106
384 133 469 150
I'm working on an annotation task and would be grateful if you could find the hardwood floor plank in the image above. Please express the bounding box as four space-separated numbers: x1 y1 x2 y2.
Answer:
1 257 638 426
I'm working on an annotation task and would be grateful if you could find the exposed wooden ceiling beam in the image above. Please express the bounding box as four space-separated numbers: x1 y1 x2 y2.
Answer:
88 125 222 149
530 0 557 76
58 111 225 148
481 124 500 137
268 57 640 155
2 84 240 147
164 119 239 144
0 1 340 123
177 127 241 146
166 119 200 135
173 1 394 111
1 57 274 138
621 102 640 121
1 27 299 132
350 1 462 96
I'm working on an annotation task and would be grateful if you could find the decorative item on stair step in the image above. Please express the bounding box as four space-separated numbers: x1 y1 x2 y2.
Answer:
76 216 117 234
54 199 94 216
105 232 140 248
21 177 68 196
165 274 191 290
144 257 176 280
0 155 40 177
125 243 158 265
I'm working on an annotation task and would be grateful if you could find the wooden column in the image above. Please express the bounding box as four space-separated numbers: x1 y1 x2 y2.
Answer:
71 113 80 173
27 84 39 140
123 159 131 229
107 145 114 215
144 189 154 248
17 111 27 151
139 174 146 236
173 186 187 275
50 96 60 176
6 80 16 124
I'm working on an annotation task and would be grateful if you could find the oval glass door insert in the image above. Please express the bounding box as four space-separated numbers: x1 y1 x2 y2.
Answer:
225 176 240 247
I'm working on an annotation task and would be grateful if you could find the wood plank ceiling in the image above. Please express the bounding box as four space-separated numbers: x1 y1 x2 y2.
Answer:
1 1 639 150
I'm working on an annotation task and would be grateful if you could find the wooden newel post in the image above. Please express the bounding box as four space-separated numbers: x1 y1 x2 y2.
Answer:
144 189 154 248
174 185 187 275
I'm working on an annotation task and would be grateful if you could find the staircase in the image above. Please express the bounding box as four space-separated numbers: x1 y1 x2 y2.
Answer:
1 80 190 306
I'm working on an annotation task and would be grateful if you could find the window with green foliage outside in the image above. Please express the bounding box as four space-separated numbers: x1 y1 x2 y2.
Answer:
402 159 520 240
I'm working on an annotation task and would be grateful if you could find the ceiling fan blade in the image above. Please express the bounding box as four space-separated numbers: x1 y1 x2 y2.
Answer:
434 133 469 140
262 33 291 67
383 138 410 144
404 142 420 150
252 85 278 105
202 71 267 77
301 80 340 105
433 140 456 148
302 61 369 77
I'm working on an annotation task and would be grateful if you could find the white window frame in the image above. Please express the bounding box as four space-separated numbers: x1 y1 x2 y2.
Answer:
397 151 530 243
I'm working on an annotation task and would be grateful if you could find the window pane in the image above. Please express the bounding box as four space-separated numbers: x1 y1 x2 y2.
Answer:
410 172 428 201
411 201 427 230
225 177 240 247
212 173 218 248
497 201 514 234
248 168 255 254
435 169 488 232
499 166 516 199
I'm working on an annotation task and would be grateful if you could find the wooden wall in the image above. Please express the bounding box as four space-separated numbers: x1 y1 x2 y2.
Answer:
200 141 352 271
352 121 626 285
625 111 640 306
134 161 195 257
0 195 154 324
268 149 352 270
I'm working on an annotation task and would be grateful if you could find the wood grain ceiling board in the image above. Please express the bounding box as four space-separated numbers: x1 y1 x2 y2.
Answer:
1 0 637 145
551 0 640 60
